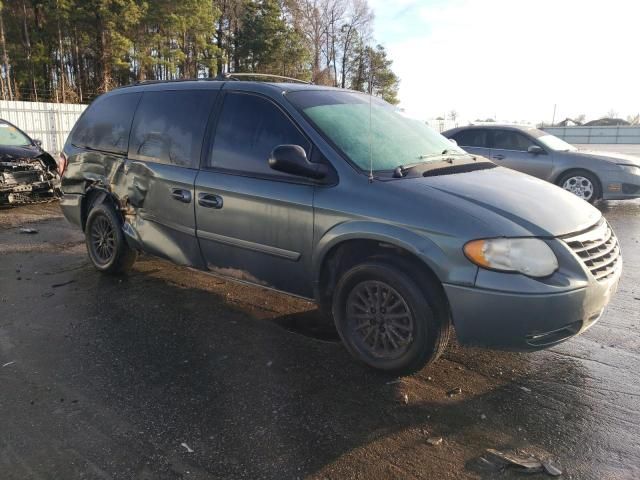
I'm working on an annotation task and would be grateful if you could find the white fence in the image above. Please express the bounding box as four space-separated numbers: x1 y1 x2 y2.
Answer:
0 100 87 155
543 126 640 144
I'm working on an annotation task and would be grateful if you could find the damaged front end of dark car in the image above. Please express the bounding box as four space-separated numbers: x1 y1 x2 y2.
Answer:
0 120 61 205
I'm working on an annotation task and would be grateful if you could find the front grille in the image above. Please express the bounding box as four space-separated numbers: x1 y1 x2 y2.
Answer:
564 221 621 281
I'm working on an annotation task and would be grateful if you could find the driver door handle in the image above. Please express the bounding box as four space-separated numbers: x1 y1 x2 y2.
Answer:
198 193 223 209
170 188 192 203
492 154 505 160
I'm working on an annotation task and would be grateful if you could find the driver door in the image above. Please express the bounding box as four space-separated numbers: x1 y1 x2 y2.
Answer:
194 91 315 298
490 129 553 179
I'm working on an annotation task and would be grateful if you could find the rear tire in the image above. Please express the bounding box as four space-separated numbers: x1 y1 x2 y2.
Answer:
332 260 450 376
557 169 601 203
85 203 137 274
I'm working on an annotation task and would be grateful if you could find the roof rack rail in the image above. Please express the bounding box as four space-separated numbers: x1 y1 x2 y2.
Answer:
214 72 312 85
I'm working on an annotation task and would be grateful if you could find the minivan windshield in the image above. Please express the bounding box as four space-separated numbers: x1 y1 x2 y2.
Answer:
287 90 466 172
0 122 32 147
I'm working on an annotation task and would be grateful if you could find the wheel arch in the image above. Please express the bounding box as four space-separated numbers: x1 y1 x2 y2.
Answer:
313 222 451 309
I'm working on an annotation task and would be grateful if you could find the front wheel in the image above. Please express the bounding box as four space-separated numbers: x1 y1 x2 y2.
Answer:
332 261 450 376
85 203 137 274
558 170 600 203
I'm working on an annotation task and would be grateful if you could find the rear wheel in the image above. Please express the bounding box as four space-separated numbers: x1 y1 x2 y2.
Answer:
85 203 137 274
558 170 600 203
332 260 450 376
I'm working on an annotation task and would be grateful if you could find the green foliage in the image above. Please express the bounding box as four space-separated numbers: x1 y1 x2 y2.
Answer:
0 0 397 105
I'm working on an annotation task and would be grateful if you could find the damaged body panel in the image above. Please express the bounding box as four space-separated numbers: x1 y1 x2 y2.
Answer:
0 120 60 205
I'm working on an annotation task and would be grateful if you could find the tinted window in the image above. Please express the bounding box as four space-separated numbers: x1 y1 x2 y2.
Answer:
71 93 140 154
453 129 488 148
129 90 216 167
209 93 310 175
493 130 535 151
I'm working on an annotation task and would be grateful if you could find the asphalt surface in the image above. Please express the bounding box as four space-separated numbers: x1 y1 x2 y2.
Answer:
1 198 639 480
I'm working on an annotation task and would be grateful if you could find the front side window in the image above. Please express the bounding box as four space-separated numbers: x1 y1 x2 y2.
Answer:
287 90 466 172
129 90 216 168
208 93 310 176
71 93 141 154
454 129 488 148
492 130 535 151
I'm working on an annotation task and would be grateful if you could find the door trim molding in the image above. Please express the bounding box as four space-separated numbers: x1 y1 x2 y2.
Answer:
197 230 301 261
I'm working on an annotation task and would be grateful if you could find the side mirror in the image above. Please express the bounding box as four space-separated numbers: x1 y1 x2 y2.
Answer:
448 138 458 146
528 145 544 155
33 139 43 147
268 145 328 180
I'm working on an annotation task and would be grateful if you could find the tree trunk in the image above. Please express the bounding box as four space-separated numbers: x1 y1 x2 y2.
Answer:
0 5 13 100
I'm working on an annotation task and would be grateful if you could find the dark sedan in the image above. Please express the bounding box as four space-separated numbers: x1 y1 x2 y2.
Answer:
443 125 640 203
0 119 60 205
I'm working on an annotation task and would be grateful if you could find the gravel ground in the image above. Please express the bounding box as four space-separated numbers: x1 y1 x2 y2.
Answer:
1 197 639 480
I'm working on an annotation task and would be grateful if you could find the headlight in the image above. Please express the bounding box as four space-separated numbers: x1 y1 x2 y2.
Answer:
464 238 558 277
619 165 640 176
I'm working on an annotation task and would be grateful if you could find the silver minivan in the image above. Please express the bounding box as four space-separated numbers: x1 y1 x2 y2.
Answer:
59 79 622 375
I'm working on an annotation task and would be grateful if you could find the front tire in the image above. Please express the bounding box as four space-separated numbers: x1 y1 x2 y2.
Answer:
332 261 450 376
558 170 601 203
85 203 137 274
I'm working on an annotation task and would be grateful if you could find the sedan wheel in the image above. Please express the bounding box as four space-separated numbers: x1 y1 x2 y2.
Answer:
562 175 595 202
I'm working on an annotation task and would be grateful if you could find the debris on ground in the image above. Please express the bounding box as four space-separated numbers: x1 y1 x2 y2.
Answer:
542 460 563 476
483 449 562 476
180 442 194 453
426 437 443 446
447 387 462 397
397 392 409 405
520 386 532 394
19 227 38 234
51 280 75 288
480 413 487 420
386 379 402 385
2 361 16 368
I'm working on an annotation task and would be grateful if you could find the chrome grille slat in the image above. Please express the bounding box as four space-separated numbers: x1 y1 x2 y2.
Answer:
564 221 621 282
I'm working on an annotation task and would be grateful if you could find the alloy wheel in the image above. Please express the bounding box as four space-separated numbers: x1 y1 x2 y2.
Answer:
90 215 116 265
562 175 594 201
346 280 415 360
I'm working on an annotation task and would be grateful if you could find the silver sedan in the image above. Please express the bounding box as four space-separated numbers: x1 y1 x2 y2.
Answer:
442 125 640 203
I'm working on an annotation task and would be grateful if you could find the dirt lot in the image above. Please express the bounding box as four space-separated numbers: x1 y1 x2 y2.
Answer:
1 198 639 480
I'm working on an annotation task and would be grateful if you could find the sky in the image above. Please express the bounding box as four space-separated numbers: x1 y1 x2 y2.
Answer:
367 0 640 124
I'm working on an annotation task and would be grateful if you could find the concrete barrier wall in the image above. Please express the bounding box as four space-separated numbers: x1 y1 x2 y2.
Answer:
0 100 87 155
543 126 640 145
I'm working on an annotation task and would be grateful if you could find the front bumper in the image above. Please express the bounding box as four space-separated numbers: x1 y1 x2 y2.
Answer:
444 264 621 350
601 170 640 200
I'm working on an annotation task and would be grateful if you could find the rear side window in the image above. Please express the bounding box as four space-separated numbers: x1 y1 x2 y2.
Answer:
493 130 535 151
453 129 488 148
208 92 310 176
129 90 216 168
70 93 141 154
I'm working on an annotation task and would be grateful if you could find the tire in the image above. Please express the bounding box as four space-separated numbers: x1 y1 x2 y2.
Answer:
332 260 450 376
85 202 137 274
557 169 601 203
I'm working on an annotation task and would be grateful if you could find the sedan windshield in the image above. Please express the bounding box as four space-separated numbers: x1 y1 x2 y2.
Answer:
537 134 577 152
0 122 32 147
287 90 465 171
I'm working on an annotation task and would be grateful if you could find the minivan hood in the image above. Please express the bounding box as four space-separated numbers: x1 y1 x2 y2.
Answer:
572 149 640 167
402 166 601 237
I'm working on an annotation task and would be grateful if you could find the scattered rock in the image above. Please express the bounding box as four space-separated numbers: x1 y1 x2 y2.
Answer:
480 413 487 420
180 442 194 453
447 387 462 397
266 360 273 367
426 437 443 446
397 392 409 404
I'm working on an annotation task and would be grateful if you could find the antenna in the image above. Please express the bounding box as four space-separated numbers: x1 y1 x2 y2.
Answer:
368 46 374 183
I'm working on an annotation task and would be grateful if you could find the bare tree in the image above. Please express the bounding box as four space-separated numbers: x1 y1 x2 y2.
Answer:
606 109 618 119
448 109 458 122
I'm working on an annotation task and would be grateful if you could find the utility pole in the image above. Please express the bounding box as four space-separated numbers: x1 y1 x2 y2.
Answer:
551 104 557 126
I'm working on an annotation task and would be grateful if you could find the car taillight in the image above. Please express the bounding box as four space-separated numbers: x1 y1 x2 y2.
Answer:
57 152 68 177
